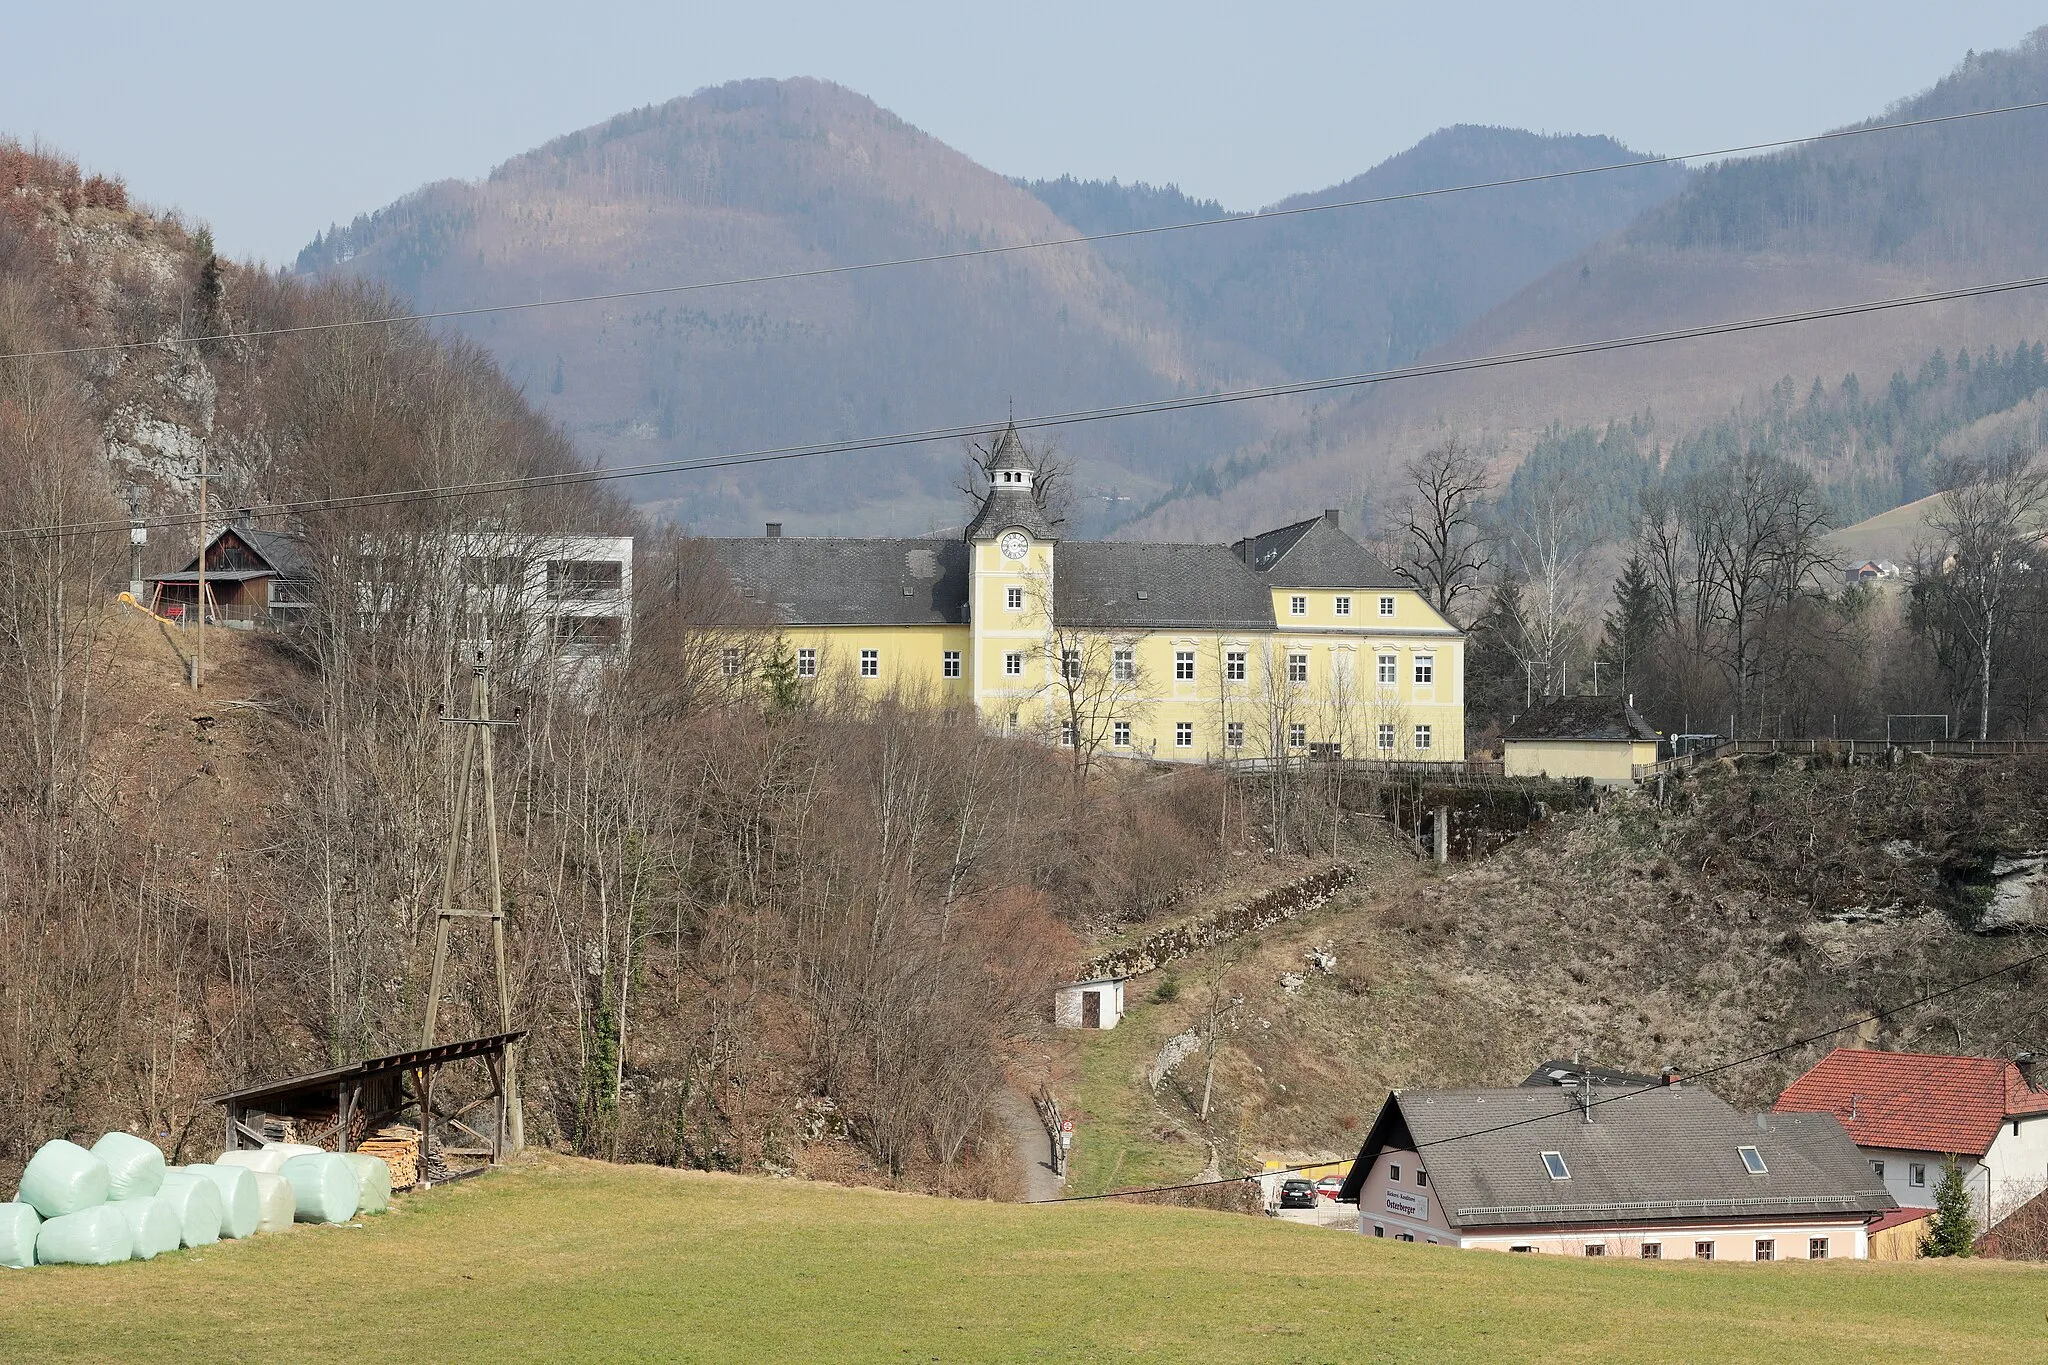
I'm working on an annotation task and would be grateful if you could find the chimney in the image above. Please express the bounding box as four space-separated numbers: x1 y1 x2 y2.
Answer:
236 506 255 530
1322 508 1341 530
765 522 782 538
1659 1066 1682 1087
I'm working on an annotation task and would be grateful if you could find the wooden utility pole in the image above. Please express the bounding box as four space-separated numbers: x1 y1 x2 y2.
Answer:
421 646 524 1151
193 442 207 690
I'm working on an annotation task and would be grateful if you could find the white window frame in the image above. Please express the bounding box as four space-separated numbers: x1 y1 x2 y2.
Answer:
1335 595 1352 617
1287 652 1309 684
1378 595 1396 617
1738 1145 1767 1175
797 648 817 678
942 650 960 678
1059 721 1075 747
1004 652 1024 677
859 649 879 678
1062 648 1082 683
1289 594 1307 616
1113 720 1131 747
1377 723 1396 752
1413 655 1434 685
1910 1163 1927 1187
1225 650 1246 681
1112 648 1135 682
1174 650 1195 681
1377 653 1397 685
1005 585 1024 611
1174 721 1193 748
1541 1151 1569 1180
1225 721 1245 748
1413 724 1432 751
722 647 744 678
1287 722 1306 749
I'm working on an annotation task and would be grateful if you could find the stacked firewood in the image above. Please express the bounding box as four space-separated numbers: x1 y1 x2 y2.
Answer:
358 1125 421 1189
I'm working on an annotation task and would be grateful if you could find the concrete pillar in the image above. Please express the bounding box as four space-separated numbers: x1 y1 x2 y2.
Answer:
1433 806 1449 864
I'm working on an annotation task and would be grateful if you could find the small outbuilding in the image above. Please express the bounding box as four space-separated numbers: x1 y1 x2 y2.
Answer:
1054 977 1127 1030
146 518 312 628
1500 695 1661 785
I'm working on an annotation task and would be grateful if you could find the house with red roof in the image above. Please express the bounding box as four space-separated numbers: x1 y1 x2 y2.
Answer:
1774 1049 2048 1227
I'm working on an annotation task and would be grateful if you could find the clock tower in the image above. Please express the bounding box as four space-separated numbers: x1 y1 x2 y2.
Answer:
964 423 1057 727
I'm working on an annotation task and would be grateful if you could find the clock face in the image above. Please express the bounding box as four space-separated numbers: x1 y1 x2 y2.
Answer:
999 531 1030 561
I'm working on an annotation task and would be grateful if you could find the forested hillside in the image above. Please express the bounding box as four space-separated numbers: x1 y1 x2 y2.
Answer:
297 84 1686 537
1134 29 2048 541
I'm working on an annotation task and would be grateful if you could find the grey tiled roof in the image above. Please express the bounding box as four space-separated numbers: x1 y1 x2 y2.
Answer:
1054 541 1276 630
964 424 1059 540
1503 696 1660 742
1231 515 1405 590
1340 1085 1895 1229
710 538 969 626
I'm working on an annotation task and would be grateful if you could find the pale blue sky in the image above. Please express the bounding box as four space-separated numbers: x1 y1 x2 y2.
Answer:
6 2 2043 265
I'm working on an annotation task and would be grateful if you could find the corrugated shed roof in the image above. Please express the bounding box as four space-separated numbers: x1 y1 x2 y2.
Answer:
1341 1084 1893 1229
1053 541 1276 630
709 538 969 626
1230 515 1405 590
1773 1048 2048 1156
1502 695 1660 742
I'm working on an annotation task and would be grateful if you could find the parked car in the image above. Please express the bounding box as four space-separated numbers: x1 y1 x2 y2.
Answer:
1277 1178 1318 1209
1316 1177 1347 1202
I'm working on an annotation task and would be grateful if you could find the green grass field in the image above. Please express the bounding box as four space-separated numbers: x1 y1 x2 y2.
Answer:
3 1157 2044 1362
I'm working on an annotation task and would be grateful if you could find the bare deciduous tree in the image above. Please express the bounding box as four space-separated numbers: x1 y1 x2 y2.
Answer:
1391 437 1492 626
1924 445 2048 739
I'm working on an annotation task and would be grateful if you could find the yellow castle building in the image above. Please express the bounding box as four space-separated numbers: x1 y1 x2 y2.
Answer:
711 427 1465 763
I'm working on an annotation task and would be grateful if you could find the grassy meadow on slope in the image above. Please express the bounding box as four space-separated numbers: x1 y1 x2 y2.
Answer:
3 1157 2041 1363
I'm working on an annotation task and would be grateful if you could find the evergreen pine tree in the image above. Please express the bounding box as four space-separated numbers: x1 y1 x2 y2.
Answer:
1596 553 1662 698
1918 1157 1978 1256
1465 575 1531 733
761 635 803 713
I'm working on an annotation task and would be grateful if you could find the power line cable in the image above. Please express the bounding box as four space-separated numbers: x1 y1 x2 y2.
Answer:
24 268 2048 546
7 97 2048 366
1030 941 2048 1203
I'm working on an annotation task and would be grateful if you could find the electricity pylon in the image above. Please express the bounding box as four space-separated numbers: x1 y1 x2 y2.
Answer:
421 645 524 1150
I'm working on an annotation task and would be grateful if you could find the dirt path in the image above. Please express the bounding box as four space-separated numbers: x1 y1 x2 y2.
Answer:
994 1087 1063 1203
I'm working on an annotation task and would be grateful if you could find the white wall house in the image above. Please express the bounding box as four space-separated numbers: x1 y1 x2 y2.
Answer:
1776 1049 2048 1227
1336 1082 1894 1260
1053 978 1126 1030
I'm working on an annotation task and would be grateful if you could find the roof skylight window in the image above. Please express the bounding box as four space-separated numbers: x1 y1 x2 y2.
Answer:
1540 1151 1569 1180
1738 1146 1767 1175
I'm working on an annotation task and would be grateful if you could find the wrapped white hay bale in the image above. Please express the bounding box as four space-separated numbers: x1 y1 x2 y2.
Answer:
114 1196 182 1261
16 1140 110 1218
154 1170 225 1248
250 1172 294 1234
90 1132 165 1201
214 1142 318 1176
183 1164 260 1239
338 1153 391 1214
279 1153 358 1224
35 1205 133 1266
0 1202 40 1269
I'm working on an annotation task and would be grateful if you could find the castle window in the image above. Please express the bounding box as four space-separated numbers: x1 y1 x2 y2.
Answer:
1113 721 1131 747
1175 651 1195 681
1175 722 1193 748
1414 725 1432 751
1378 654 1397 685
1378 595 1396 617
1112 648 1135 682
722 648 743 677
798 648 817 678
1225 651 1246 681
1062 648 1082 682
1290 595 1307 616
1377 724 1395 751
860 649 879 678
1288 723 1306 749
1335 595 1352 617
1226 721 1245 748
1414 655 1434 685
1006 586 1023 611
1060 722 1074 747
942 650 960 678
1287 652 1308 684
1004 652 1024 677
